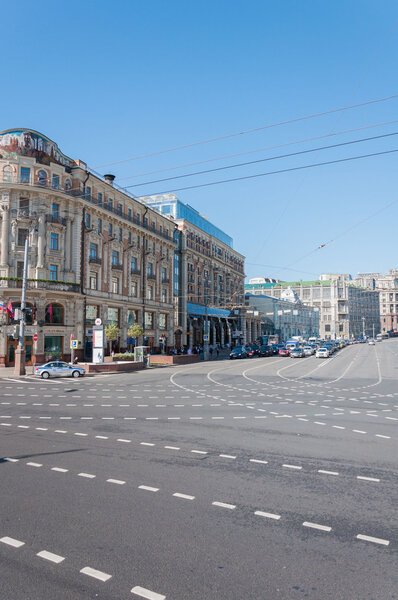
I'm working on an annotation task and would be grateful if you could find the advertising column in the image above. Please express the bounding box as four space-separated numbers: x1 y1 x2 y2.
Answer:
93 318 104 364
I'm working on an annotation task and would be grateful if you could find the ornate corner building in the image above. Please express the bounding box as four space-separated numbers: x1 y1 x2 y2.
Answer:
0 129 176 366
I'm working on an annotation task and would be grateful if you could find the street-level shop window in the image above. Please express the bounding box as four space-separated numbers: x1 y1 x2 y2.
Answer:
45 303 64 324
17 228 29 246
144 311 153 329
50 233 59 250
108 307 119 326
159 313 167 329
127 309 138 327
20 167 30 183
49 264 58 280
86 305 99 322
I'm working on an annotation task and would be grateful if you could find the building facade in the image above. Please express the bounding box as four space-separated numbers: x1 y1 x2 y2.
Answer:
141 194 247 348
246 292 319 341
0 128 176 366
353 269 398 334
245 275 380 339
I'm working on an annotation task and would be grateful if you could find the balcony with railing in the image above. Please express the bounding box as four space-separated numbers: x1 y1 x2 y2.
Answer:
46 214 67 226
147 273 157 280
161 277 170 284
130 268 141 276
111 262 123 271
0 278 80 293
89 256 102 265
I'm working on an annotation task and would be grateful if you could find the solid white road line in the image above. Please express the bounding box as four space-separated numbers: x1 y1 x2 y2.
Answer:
37 550 65 563
80 566 112 582
302 521 332 532
356 534 390 546
0 536 25 548
254 510 281 520
173 493 195 500
212 501 236 510
131 585 166 600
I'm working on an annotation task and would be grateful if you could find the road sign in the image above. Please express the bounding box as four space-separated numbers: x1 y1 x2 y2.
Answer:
95 318 102 326
33 333 38 342
70 340 78 349
203 334 209 342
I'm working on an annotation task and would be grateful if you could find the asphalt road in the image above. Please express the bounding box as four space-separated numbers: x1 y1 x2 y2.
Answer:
0 340 397 600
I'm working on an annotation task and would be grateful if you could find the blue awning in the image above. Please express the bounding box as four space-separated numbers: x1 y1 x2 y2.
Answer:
187 303 230 318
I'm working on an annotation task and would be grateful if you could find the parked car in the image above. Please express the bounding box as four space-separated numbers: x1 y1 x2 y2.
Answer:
290 347 305 358
258 345 274 357
35 361 85 379
229 346 248 359
303 345 315 356
278 347 290 357
315 347 330 358
368 339 376 345
246 345 259 358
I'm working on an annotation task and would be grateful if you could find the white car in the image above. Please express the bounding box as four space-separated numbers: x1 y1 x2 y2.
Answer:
303 345 315 356
368 339 375 345
315 347 329 358
35 361 86 379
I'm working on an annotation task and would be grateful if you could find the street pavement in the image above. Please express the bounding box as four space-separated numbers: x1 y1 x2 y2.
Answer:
0 340 397 599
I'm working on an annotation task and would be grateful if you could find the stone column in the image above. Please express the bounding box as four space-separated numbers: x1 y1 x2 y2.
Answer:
65 217 71 272
0 203 10 267
220 318 225 347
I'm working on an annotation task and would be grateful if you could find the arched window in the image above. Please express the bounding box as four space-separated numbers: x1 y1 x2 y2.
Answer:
45 303 64 325
8 302 35 324
3 165 13 183
37 169 48 186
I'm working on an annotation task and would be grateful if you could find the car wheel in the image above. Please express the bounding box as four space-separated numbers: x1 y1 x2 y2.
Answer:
72 370 81 378
41 371 50 379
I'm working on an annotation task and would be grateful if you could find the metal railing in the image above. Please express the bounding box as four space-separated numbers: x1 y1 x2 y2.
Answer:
89 256 102 265
111 263 123 271
45 214 67 226
0 278 80 293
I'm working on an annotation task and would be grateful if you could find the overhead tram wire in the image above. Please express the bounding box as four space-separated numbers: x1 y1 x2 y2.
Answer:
92 93 398 169
136 148 398 196
125 131 398 189
116 119 398 182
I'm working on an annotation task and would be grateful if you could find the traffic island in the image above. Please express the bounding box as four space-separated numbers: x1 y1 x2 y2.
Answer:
147 355 200 365
82 361 145 374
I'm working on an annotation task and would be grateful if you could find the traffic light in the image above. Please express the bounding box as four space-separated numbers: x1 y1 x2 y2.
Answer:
13 325 20 340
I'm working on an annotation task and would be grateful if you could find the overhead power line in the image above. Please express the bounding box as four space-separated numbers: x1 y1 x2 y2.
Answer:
92 93 398 169
126 131 398 188
137 148 398 196
117 119 398 182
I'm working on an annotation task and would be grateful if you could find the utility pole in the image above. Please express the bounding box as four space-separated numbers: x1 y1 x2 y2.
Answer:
372 323 375 338
362 316 366 338
14 235 29 375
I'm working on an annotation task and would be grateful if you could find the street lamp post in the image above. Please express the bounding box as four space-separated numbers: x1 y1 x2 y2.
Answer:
14 235 29 375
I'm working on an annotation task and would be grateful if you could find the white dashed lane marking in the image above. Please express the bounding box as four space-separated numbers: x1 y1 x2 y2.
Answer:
0 536 25 548
37 550 65 563
356 534 390 546
80 566 112 582
131 586 166 600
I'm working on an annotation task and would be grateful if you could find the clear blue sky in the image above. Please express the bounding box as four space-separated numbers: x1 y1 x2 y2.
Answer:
2 0 398 282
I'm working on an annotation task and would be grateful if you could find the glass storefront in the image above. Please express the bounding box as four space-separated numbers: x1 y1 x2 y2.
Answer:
44 336 63 360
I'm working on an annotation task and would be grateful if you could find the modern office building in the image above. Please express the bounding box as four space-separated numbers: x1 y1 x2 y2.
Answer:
141 194 247 347
246 275 380 339
0 128 176 365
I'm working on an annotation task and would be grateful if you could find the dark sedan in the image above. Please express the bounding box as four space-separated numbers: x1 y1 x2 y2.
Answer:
258 345 274 357
229 346 248 359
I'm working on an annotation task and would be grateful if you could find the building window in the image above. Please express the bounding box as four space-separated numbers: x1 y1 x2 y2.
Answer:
89 243 98 259
127 208 132 220
90 273 98 290
52 203 59 217
117 203 123 216
118 227 123 241
97 193 103 206
108 223 113 236
17 261 24 278
97 218 102 233
127 309 138 327
19 198 29 213
147 285 154 300
45 303 64 324
144 311 153 329
49 264 58 280
108 307 119 325
130 257 137 271
3 165 13 182
17 228 29 246
112 250 119 265
147 262 153 276
85 186 91 200
20 167 30 183
112 278 119 293
131 281 138 297
161 289 167 303
108 198 113 211
85 213 91 228
86 305 99 323
52 174 60 189
325 324 331 332
159 314 167 330
161 267 167 281
65 179 71 191
128 231 132 244
50 233 59 250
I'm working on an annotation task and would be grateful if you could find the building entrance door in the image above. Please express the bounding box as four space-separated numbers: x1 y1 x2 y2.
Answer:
7 337 33 366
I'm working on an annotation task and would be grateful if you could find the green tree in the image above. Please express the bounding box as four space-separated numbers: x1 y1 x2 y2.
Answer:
128 323 144 339
105 323 120 355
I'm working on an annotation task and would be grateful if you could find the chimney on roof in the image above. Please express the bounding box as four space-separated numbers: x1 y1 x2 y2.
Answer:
104 173 115 186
